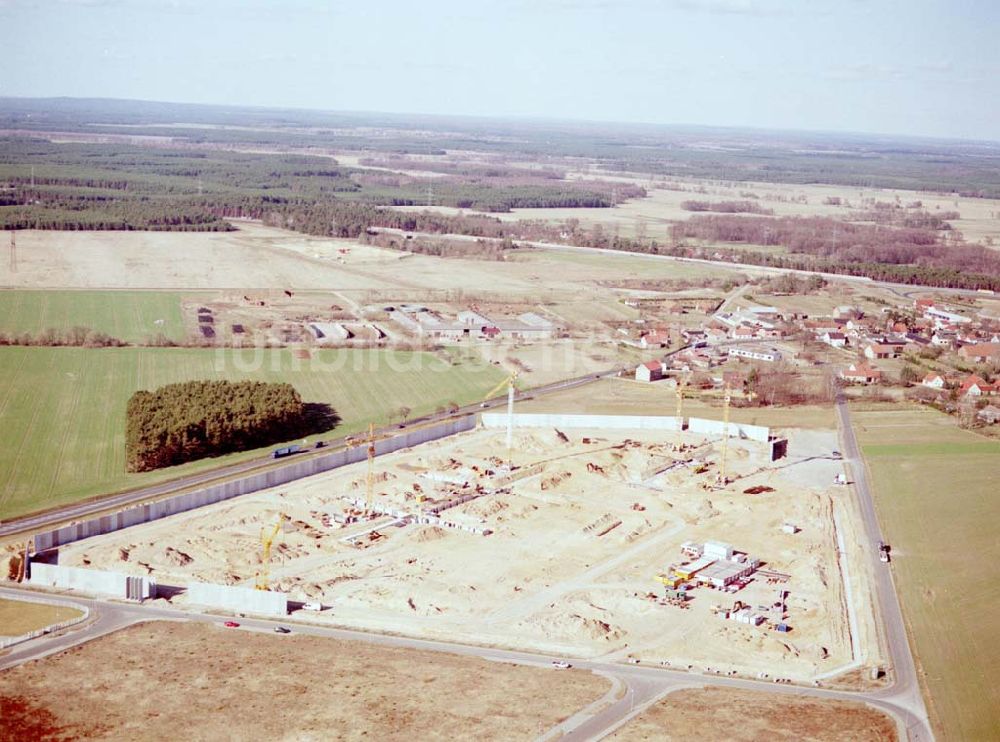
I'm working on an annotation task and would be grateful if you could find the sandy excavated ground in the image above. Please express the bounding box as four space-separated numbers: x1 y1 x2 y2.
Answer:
61 422 881 683
0 621 609 741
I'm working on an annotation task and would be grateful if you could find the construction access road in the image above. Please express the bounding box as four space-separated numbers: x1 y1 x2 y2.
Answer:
835 396 932 742
0 583 929 742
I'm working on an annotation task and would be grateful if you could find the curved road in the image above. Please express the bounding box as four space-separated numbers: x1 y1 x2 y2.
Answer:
835 396 932 741
0 585 929 741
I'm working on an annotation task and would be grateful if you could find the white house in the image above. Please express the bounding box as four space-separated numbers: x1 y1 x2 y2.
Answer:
635 360 664 382
921 373 946 389
821 331 847 348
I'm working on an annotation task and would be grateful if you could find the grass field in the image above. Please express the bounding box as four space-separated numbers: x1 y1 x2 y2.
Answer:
520 378 838 429
0 290 187 344
0 621 608 740
0 598 83 637
0 346 503 520
852 406 1000 741
612 687 896 741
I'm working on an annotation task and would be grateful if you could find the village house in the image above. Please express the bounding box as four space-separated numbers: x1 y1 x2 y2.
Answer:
635 360 665 383
639 329 671 349
958 342 1000 364
959 375 995 398
977 404 1000 424
864 342 904 360
839 363 882 385
820 331 847 348
921 373 947 389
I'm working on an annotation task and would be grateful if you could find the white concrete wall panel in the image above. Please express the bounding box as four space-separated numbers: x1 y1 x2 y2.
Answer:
187 582 287 616
33 415 476 552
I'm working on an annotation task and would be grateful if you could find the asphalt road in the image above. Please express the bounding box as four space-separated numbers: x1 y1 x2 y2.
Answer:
0 582 929 741
835 396 933 741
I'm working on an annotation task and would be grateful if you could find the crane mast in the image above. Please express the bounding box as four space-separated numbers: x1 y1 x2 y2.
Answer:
256 513 287 591
718 383 732 485
482 371 519 468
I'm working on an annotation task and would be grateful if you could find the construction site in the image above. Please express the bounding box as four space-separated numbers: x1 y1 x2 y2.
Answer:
47 386 883 683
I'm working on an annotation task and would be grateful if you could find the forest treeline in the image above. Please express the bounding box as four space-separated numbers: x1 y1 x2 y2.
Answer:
6 97 1000 196
2 137 999 289
680 200 774 215
0 138 640 231
125 380 312 472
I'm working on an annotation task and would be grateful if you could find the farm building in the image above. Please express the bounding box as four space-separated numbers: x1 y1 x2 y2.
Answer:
308 323 351 342
728 346 782 363
958 342 1000 364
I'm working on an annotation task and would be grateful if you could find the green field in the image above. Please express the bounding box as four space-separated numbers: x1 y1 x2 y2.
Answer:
0 290 187 344
852 406 1000 741
520 378 838 429
0 346 503 520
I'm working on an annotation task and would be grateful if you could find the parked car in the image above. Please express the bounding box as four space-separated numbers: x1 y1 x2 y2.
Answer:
223 621 240 628
274 626 291 634
551 660 571 669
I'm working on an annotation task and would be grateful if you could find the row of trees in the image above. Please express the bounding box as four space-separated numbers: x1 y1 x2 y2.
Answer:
680 200 774 215
126 380 312 472
0 326 125 347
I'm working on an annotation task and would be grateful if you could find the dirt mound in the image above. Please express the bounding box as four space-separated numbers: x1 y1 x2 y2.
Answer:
414 526 448 543
164 547 193 567
463 498 508 518
527 612 623 642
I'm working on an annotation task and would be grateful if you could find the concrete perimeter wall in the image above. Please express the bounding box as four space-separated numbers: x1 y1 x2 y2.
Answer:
482 413 769 443
35 415 476 552
687 417 770 443
30 562 154 599
187 582 287 616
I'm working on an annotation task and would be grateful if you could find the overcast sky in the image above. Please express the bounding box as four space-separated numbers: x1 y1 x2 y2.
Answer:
1 0 997 140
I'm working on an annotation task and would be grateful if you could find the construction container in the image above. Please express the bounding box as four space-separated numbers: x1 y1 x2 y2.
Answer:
776 623 790 632
704 540 734 560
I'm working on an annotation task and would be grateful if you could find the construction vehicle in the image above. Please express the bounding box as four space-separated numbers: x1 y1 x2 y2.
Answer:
878 541 891 563
482 371 520 467
255 513 288 591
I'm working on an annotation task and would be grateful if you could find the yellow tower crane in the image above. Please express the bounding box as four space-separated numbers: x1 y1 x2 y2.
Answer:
365 422 377 514
718 383 732 486
674 372 690 432
256 513 288 591
482 371 520 467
